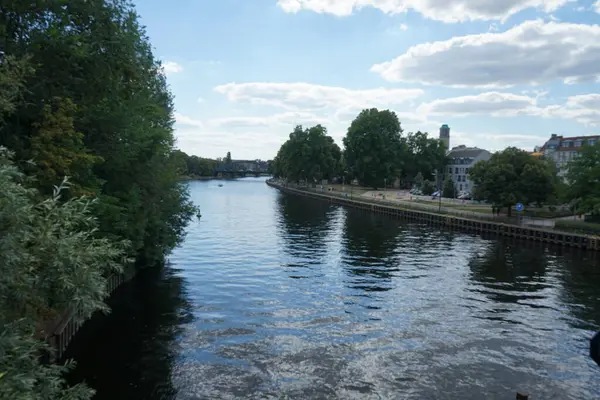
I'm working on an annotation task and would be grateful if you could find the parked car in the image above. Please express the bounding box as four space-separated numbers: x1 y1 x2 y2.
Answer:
458 191 472 200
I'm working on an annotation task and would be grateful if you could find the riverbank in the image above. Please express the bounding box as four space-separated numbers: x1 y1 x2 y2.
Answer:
266 180 600 251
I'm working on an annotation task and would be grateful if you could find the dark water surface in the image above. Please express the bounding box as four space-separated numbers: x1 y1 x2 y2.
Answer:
69 177 600 399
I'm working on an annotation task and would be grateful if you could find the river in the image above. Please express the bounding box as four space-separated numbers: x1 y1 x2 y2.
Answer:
68 177 600 399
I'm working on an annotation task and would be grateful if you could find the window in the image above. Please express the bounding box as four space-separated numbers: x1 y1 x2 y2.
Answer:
575 141 582 147
590 139 596 146
455 167 459 174
459 184 463 191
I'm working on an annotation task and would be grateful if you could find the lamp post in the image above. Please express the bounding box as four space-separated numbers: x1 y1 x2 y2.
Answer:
384 178 387 200
433 170 442 212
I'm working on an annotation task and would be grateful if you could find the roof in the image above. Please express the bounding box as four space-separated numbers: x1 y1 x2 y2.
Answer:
560 135 600 141
448 146 489 158
531 152 544 157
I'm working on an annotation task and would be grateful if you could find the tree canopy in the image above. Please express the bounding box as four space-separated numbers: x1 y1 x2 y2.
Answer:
0 1 198 397
343 108 404 188
272 125 342 182
403 131 447 184
566 142 600 215
469 147 556 215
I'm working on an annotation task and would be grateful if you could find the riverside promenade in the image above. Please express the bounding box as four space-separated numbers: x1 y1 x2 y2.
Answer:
267 179 600 251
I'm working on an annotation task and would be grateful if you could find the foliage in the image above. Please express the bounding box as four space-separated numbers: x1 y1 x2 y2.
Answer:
403 131 447 183
225 151 232 164
421 180 435 196
414 172 424 189
0 148 129 400
566 143 600 215
0 2 200 398
442 174 456 198
469 147 556 216
272 125 342 182
30 97 103 196
343 109 404 188
173 150 217 177
0 0 197 267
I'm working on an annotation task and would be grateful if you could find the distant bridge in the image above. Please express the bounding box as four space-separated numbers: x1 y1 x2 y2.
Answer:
214 160 270 177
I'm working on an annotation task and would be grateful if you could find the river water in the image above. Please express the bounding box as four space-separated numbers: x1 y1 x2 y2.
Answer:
68 177 600 399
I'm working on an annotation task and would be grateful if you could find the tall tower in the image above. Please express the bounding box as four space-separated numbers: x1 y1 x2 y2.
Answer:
439 124 450 152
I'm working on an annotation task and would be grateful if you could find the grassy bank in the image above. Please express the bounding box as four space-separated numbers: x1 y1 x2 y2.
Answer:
555 219 600 235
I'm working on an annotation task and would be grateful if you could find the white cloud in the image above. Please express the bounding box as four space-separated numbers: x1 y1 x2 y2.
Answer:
163 61 183 75
214 82 423 112
544 94 600 125
451 131 549 152
208 111 328 129
417 91 600 126
371 20 600 88
197 97 205 103
595 1 600 13
277 0 572 23
174 112 203 128
418 92 539 117
399 23 408 31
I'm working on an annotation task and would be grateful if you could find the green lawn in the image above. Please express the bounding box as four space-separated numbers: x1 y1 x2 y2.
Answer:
555 219 600 235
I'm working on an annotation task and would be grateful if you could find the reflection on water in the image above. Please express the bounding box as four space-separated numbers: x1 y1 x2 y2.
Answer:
70 178 600 399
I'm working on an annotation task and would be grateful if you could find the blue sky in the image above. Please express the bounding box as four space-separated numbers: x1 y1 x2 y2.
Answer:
134 0 600 160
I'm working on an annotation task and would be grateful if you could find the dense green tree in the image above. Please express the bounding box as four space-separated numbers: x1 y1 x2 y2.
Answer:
414 172 424 189
566 142 600 216
403 131 447 183
1 0 197 266
30 97 102 196
469 147 555 215
0 148 128 400
0 2 199 397
421 180 435 196
272 124 341 182
442 174 456 198
343 108 404 188
225 151 232 164
172 150 217 177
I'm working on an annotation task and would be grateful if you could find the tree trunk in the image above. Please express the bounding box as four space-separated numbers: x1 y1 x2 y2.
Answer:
507 205 512 217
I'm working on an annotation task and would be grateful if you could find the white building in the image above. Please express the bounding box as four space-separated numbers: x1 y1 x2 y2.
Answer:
446 145 491 193
536 134 599 179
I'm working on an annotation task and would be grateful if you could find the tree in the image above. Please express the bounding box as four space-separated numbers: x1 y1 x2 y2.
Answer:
469 147 555 216
0 148 128 400
414 172 424 188
30 97 103 196
421 180 435 196
403 131 447 183
566 142 600 216
273 124 341 182
343 108 404 188
1 0 197 266
225 151 232 164
442 174 456 198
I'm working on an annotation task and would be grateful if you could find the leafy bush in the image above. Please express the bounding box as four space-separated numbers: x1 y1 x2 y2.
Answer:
421 180 435 196
0 148 129 399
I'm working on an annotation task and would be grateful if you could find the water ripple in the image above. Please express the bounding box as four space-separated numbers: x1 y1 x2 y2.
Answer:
70 178 600 400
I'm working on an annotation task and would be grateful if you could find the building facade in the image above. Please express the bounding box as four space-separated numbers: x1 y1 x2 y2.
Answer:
537 134 599 178
446 145 492 194
439 124 450 152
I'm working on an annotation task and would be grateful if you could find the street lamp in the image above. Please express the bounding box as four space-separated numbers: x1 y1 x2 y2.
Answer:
433 170 442 212
384 178 387 200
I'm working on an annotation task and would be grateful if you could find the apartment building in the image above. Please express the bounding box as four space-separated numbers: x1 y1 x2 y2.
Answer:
446 145 492 193
537 134 600 178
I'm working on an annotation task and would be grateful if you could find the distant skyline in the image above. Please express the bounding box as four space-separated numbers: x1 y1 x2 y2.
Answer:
135 0 600 160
